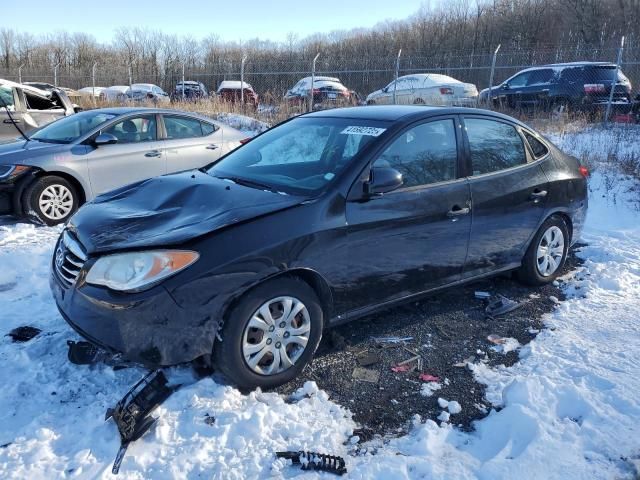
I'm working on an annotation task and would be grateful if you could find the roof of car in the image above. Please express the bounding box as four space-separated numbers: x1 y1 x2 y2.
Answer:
303 105 522 123
217 80 252 90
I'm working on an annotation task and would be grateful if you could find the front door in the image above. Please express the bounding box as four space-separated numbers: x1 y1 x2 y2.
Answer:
162 115 225 172
86 114 166 196
461 116 549 277
341 117 471 314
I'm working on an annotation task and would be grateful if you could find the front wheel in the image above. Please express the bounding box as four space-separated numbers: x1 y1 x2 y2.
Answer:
214 277 323 389
517 216 569 285
24 175 79 226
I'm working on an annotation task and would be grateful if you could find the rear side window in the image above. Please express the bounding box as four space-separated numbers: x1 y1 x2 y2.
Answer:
0 86 14 109
465 118 527 175
164 116 203 139
523 131 549 159
373 119 458 188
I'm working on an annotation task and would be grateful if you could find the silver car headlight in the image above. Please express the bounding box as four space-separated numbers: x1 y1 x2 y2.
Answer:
86 250 199 292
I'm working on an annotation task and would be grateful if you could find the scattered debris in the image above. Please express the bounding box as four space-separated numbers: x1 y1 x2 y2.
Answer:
453 356 475 368
6 326 41 343
352 367 380 383
371 336 413 345
67 340 101 364
474 291 491 300
418 373 440 382
356 350 380 367
204 413 215 426
391 364 411 373
490 337 521 354
105 370 176 474
549 295 560 304
487 334 507 345
485 295 521 318
276 451 347 476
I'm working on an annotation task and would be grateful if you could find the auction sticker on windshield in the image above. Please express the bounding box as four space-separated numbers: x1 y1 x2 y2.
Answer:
341 126 386 137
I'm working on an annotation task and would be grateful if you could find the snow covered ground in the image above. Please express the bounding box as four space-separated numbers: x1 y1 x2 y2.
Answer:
1 125 640 479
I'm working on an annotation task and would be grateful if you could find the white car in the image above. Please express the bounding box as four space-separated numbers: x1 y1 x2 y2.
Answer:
366 74 478 106
78 86 107 98
129 83 171 104
100 86 131 102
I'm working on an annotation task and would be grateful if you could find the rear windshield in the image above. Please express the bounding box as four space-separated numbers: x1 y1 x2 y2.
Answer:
208 117 388 196
562 66 627 82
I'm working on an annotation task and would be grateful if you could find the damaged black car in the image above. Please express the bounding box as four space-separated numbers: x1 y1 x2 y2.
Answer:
50 106 588 389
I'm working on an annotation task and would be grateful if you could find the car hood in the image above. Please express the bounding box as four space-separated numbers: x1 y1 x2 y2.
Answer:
0 139 71 165
68 170 306 254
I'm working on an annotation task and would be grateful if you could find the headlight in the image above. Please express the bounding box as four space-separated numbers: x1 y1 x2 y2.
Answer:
86 250 199 292
0 165 32 181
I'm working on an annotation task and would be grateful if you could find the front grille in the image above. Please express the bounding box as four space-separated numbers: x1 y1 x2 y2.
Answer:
54 231 87 288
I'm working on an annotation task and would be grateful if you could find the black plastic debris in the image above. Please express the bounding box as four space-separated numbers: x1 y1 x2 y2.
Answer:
485 295 521 318
276 451 347 476
7 326 41 343
67 340 100 364
356 350 380 367
204 413 215 426
105 370 175 474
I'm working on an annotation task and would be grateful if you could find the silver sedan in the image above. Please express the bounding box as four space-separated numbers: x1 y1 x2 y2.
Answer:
0 107 247 225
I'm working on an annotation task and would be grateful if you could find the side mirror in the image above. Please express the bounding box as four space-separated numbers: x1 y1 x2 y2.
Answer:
502 83 510 90
382 87 389 93
94 133 118 146
365 167 403 196
73 106 84 113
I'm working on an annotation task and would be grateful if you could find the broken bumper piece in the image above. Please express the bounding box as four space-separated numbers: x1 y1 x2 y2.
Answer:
276 451 347 476
106 370 175 474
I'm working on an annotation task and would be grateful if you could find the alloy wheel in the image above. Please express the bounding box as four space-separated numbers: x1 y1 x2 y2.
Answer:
38 184 74 221
536 225 565 277
242 296 311 376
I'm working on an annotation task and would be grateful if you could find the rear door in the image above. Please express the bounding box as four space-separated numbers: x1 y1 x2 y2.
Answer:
524 68 554 108
341 116 471 314
161 114 225 172
86 114 166 196
460 115 549 278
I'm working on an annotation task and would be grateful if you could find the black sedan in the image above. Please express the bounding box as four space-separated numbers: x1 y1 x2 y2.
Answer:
50 106 588 389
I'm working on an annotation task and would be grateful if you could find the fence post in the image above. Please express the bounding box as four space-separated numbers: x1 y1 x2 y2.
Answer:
54 62 60 87
393 49 402 105
240 54 247 113
18 64 24 84
605 36 625 125
310 52 320 112
92 62 98 106
488 44 501 110
182 63 186 101
128 62 134 90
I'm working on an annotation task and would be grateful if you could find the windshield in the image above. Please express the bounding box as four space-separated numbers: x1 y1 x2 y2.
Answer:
30 110 118 144
208 117 388 196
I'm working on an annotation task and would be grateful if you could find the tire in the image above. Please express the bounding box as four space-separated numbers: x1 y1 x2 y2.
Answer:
517 216 569 286
24 175 79 226
367 100 376 105
413 98 425 105
214 277 323 389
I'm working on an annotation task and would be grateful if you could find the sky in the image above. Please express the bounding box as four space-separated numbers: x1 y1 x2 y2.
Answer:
2 0 425 44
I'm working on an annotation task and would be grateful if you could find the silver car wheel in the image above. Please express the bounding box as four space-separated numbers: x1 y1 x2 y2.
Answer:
38 184 74 221
536 225 565 277
242 296 311 376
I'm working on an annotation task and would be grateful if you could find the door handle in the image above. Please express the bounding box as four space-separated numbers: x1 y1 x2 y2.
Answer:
206 144 219 150
447 206 470 218
145 150 162 157
3 118 21 124
529 189 548 202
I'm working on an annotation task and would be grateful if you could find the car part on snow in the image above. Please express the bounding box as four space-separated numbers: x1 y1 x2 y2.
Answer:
371 336 413 345
204 413 215 426
485 295 521 318
352 367 380 383
105 370 176 474
6 326 42 342
67 340 101 364
419 373 440 382
487 334 508 345
276 451 347 476
356 350 380 367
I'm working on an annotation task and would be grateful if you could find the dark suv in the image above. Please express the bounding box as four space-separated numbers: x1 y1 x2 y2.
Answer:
480 62 633 114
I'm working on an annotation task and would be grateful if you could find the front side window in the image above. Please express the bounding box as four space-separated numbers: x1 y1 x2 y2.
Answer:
164 116 203 139
465 118 527 175
103 115 157 144
30 110 117 144
208 117 383 195
373 119 458 188
507 72 531 88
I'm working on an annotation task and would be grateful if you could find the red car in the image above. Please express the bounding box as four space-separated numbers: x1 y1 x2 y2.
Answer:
216 81 258 109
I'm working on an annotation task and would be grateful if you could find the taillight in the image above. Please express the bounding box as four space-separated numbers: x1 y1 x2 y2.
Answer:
440 87 454 95
579 165 589 178
584 84 605 94
239 138 252 145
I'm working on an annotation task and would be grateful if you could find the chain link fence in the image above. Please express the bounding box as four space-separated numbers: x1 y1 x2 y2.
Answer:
1 40 637 123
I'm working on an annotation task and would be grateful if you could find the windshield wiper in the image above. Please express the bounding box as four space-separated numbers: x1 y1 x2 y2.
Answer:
215 175 280 193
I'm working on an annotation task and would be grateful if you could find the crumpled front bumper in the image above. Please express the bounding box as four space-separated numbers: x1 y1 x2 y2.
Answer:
50 260 219 366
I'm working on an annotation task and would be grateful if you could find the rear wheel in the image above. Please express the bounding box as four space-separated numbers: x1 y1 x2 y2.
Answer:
517 216 569 285
214 277 323 389
24 176 79 226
